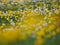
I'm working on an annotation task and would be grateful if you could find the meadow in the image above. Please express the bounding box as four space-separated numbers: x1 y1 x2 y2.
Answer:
0 0 60 45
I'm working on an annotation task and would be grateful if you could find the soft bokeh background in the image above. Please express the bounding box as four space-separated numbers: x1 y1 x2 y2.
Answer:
0 0 60 45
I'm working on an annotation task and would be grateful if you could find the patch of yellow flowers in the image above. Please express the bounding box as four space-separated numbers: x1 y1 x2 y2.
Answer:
0 0 60 45
0 10 60 45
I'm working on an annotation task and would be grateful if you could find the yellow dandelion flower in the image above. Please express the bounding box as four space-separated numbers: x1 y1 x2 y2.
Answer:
0 26 4 29
51 31 56 36
54 10 59 14
48 24 56 30
45 8 49 12
6 17 9 21
56 27 60 32
16 11 20 14
36 29 45 36
39 20 45 25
